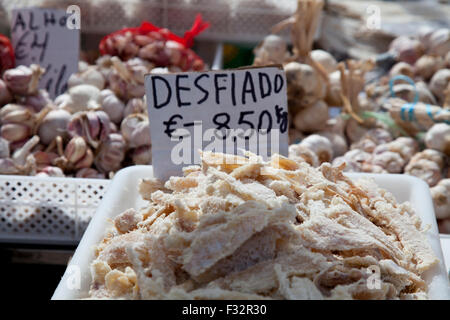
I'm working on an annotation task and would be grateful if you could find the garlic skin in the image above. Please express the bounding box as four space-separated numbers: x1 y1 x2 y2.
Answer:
123 98 146 117
131 145 152 165
288 143 319 167
431 179 450 219
317 131 348 157
389 36 424 65
120 114 150 148
310 49 337 74
408 149 446 170
75 167 106 179
0 137 10 158
429 68 450 104
0 79 12 106
284 62 324 111
364 128 393 145
425 123 450 156
36 166 65 177
0 158 21 175
389 62 414 79
67 110 111 148
332 149 371 172
94 133 126 173
446 51 450 68
68 66 105 90
427 28 450 57
99 89 125 124
405 158 442 187
293 100 328 133
373 137 419 163
414 55 445 80
2 64 44 96
253 35 288 65
62 84 101 113
371 151 405 173
37 109 71 145
351 138 377 153
298 134 333 164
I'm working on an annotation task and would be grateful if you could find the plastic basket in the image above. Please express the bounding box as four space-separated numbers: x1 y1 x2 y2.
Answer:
52 166 449 299
0 175 110 245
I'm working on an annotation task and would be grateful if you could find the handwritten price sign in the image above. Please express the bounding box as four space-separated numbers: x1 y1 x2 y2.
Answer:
145 66 289 180
11 8 80 98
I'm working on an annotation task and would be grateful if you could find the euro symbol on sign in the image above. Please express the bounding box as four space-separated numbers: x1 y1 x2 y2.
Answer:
163 114 183 138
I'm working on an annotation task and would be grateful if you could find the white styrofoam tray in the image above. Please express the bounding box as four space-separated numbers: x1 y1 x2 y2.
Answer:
52 166 450 299
0 175 110 245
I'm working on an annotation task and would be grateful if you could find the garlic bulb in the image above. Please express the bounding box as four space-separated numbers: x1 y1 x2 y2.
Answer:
253 35 288 65
94 133 126 173
371 151 405 173
298 134 333 163
293 100 328 133
405 158 442 187
61 84 101 113
414 55 445 80
390 82 436 105
124 98 146 117
425 123 450 156
0 104 35 143
429 68 450 104
2 64 44 96
68 66 105 90
389 36 424 65
408 149 446 170
332 149 371 172
67 110 111 148
431 179 450 219
317 131 348 157
131 144 152 165
310 49 337 74
120 113 150 148
99 89 125 124
389 62 414 79
284 62 324 111
37 109 71 145
427 28 450 57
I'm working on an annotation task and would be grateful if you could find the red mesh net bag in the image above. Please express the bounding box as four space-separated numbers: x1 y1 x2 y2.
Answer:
0 34 15 75
99 14 209 71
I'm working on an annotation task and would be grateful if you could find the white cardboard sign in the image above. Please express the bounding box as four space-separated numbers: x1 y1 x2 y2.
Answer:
145 66 289 181
11 8 80 98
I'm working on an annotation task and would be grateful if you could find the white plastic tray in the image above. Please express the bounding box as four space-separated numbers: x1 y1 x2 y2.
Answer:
52 167 450 299
0 175 110 245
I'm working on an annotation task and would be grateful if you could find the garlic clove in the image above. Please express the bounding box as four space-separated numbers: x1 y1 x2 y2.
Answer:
0 158 21 175
0 79 12 106
73 147 94 170
99 89 125 124
1 123 30 142
64 136 87 164
36 166 65 177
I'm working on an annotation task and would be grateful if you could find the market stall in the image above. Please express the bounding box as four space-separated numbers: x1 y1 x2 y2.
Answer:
0 0 448 301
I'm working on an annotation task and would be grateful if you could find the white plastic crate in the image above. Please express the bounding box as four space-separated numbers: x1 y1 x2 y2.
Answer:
52 166 449 299
0 175 110 245
0 0 297 43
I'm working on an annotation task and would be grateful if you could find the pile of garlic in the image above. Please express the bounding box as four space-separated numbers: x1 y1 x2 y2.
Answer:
0 52 198 179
